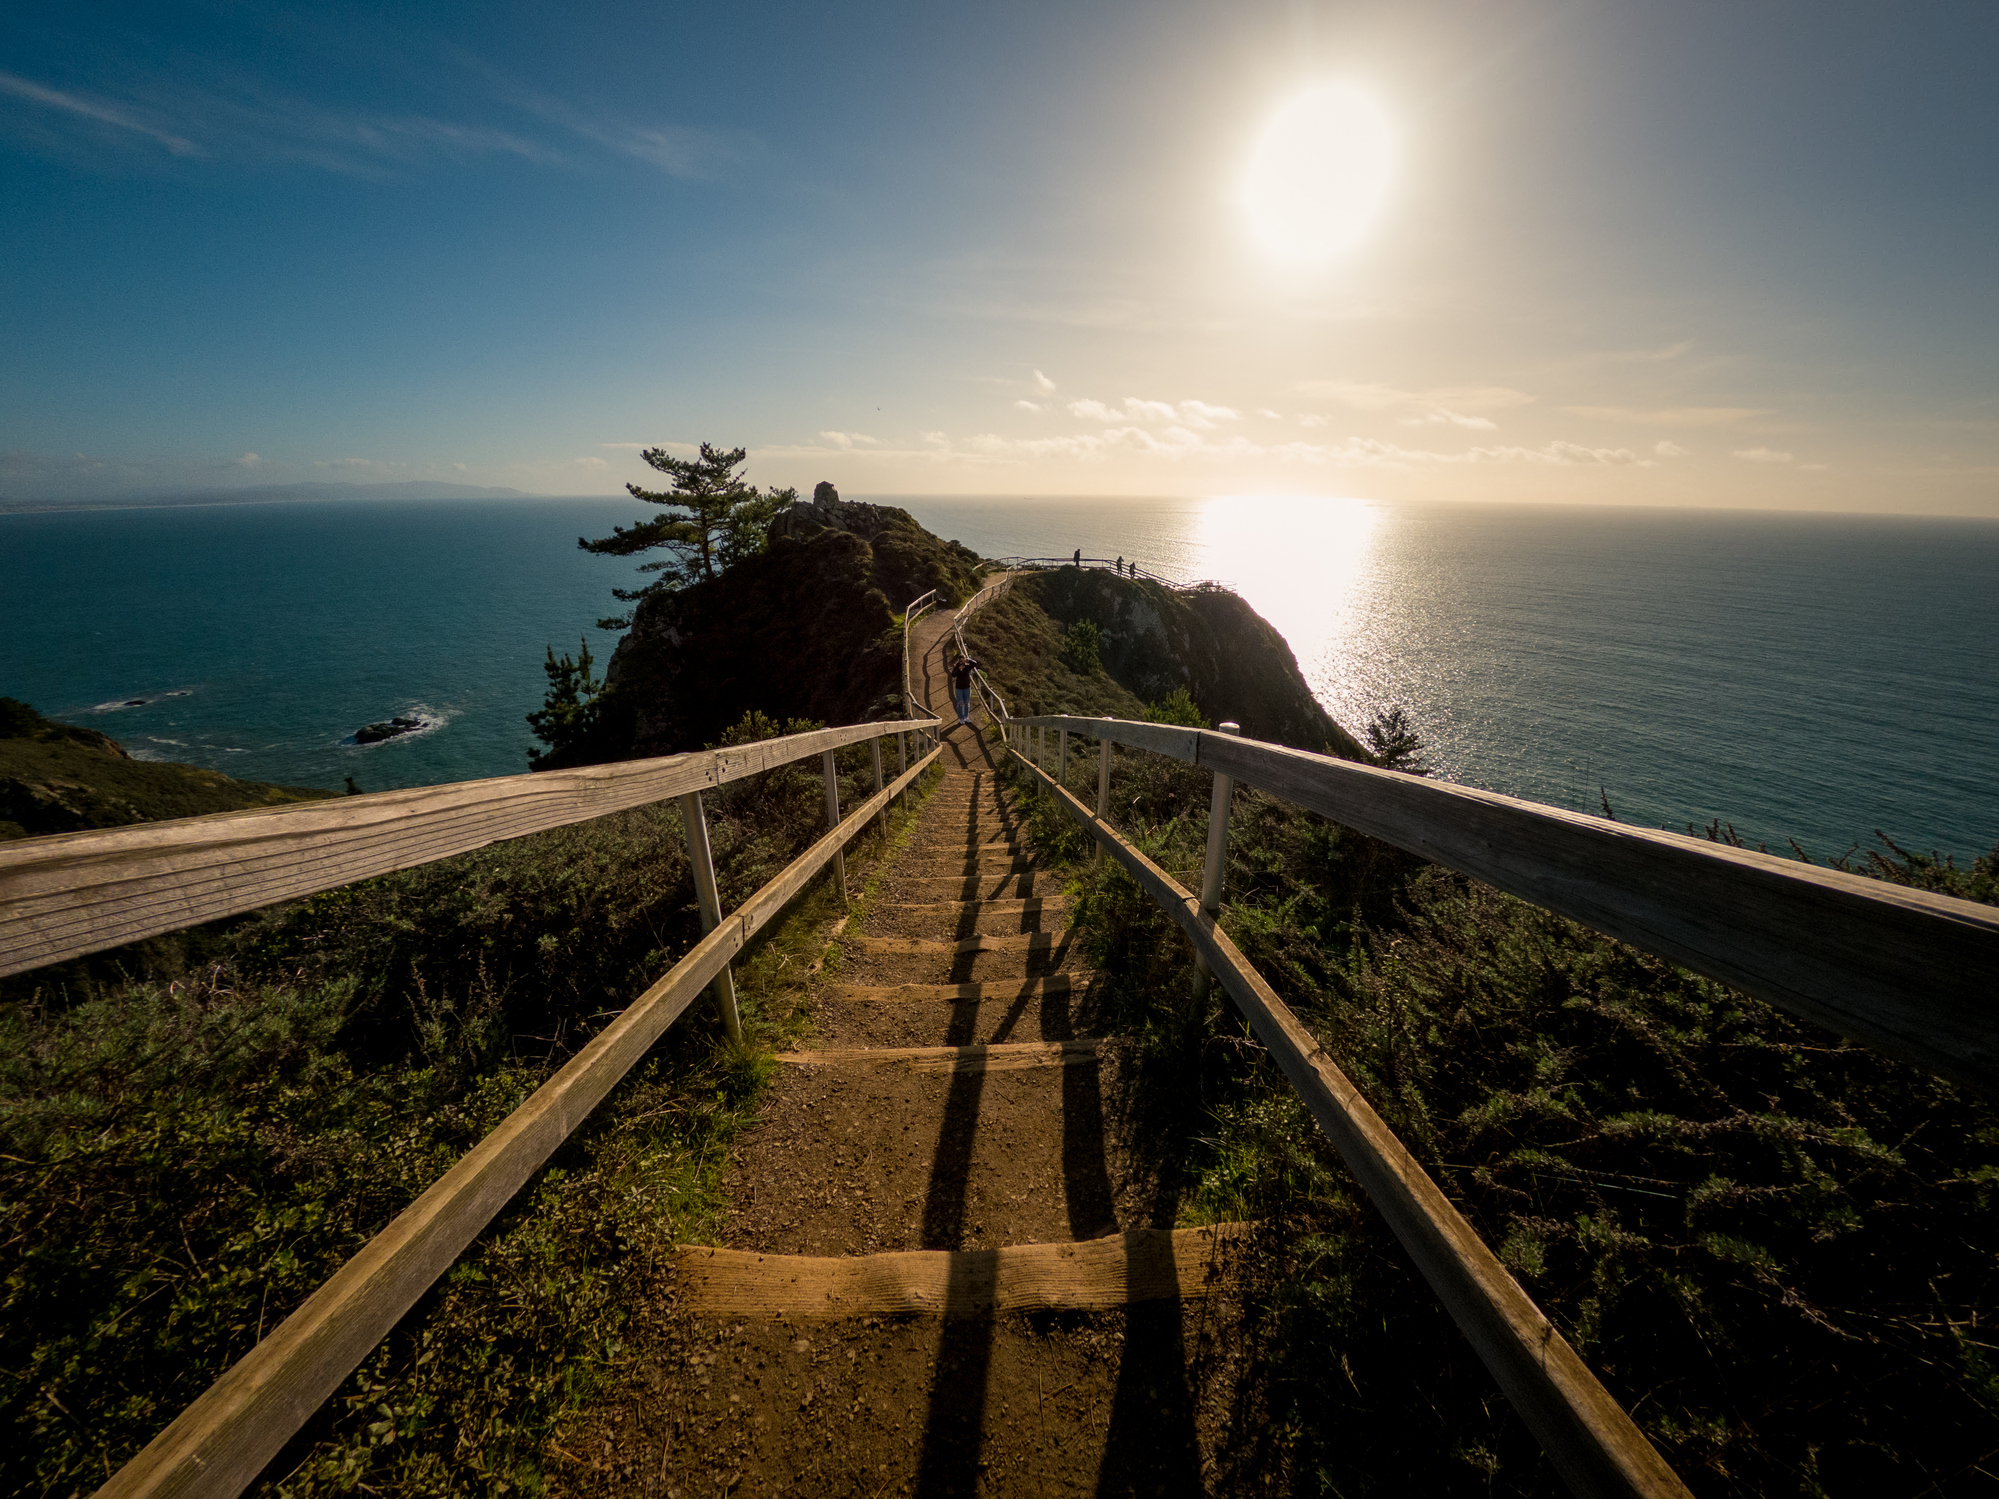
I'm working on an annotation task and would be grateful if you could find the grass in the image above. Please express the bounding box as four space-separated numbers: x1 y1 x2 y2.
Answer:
994 713 1999 1497
0 714 943 1498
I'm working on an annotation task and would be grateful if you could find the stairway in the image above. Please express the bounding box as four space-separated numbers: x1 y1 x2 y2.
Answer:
570 645 1247 1496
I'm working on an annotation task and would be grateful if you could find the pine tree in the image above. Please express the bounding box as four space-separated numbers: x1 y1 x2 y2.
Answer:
579 443 795 628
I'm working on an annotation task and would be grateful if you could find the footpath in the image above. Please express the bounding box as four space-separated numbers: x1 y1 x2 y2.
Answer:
558 618 1257 1498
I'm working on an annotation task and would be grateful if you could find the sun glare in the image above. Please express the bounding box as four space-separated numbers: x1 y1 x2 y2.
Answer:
1241 85 1392 261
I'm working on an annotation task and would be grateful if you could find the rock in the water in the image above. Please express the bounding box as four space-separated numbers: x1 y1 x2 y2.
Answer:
354 715 424 744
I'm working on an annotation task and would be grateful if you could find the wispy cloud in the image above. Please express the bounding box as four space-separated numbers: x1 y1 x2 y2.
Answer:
818 431 879 449
1565 406 1767 426
1733 446 1795 463
1032 369 1057 392
1400 409 1498 431
0 69 201 156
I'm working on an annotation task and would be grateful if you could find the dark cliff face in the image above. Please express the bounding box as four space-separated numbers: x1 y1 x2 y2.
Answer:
586 500 983 760
1022 569 1368 758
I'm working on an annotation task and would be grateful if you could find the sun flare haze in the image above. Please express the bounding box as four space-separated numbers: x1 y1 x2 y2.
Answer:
1241 85 1393 261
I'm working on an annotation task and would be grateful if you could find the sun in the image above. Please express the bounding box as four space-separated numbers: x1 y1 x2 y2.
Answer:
1241 85 1393 262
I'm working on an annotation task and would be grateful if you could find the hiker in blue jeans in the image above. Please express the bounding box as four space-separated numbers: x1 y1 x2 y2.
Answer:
948 653 983 727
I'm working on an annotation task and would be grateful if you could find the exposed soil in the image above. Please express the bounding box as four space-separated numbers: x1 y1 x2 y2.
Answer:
553 605 1283 1497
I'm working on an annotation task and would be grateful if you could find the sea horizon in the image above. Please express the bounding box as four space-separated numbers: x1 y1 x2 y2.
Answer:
3 491 1994 864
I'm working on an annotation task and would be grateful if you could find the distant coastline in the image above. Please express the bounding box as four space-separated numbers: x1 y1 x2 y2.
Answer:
0 479 552 515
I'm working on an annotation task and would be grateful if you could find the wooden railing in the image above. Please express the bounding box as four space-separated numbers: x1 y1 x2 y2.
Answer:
992 711 1999 1499
0 626 949 1498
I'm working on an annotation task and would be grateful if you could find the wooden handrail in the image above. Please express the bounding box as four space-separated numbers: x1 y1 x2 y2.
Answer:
0 717 938 979
1008 714 1999 1093
92 743 944 1499
1006 745 1690 1499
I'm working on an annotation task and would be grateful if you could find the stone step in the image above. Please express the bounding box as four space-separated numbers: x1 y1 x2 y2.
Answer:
675 1224 1255 1318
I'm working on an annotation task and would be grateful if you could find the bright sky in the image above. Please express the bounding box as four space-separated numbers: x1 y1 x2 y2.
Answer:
3 1 1995 513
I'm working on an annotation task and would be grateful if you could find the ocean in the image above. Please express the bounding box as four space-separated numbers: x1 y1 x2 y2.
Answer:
2 494 1994 862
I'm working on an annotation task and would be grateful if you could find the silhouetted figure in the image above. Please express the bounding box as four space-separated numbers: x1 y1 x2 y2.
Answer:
1073 548 1081 566
1116 555 1124 574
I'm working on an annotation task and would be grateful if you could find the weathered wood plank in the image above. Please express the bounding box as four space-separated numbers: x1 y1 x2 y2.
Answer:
675 1224 1254 1318
1011 750 1690 1499
823 975 1089 1003
775 1039 1101 1074
846 933 1071 956
90 743 943 1499
1022 715 1999 1092
1 718 935 978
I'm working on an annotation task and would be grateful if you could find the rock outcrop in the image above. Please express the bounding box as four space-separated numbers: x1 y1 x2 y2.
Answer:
1018 569 1368 757
558 498 984 764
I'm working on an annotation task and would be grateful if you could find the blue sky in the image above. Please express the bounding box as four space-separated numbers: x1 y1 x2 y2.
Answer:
3 0 1995 512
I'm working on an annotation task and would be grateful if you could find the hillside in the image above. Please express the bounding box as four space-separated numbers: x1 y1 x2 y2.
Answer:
963 567 1370 756
541 494 984 765
0 698 332 840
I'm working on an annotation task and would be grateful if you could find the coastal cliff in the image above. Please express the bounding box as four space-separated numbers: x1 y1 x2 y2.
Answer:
548 495 983 765
962 567 1368 757
0 697 331 840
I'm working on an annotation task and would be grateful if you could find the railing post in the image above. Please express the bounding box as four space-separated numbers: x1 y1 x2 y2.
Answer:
897 730 908 806
1094 719 1112 866
1058 727 1068 790
822 749 849 908
676 790 742 1043
871 734 886 838
1192 722 1241 990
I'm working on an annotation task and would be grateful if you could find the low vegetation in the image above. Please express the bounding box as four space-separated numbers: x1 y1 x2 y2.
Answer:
999 708 1999 1497
1 713 934 1497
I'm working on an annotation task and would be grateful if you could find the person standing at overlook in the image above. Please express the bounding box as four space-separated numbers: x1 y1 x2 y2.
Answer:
948 652 984 728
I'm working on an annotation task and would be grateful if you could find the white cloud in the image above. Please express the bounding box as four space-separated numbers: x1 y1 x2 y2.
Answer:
235 452 261 467
818 431 879 449
601 441 695 451
1567 406 1767 426
1298 414 1329 429
1298 381 1535 413
1032 369 1057 392
1655 441 1688 458
453 462 468 471
1065 396 1238 428
567 455 609 470
1257 408 1282 419
1401 410 1498 431
1733 446 1795 464
1014 400 1042 412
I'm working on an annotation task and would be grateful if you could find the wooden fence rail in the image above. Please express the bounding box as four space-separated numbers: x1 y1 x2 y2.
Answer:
1008 714 1999 1093
0 717 939 979
1005 745 1691 1499
91 741 943 1499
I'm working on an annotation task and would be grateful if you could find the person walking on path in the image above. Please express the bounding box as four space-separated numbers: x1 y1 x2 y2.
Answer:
1073 548 1081 567
948 652 984 728
1116 555 1125 575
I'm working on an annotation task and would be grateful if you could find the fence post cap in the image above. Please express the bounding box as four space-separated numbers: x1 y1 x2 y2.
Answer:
1218 721 1241 736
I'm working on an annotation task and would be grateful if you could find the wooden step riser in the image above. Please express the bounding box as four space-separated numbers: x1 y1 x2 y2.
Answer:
675 1224 1254 1318
776 1039 1102 1074
850 935 1076 957
824 976 1094 1003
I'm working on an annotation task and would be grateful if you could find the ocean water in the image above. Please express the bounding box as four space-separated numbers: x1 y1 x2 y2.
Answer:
2 493 1995 861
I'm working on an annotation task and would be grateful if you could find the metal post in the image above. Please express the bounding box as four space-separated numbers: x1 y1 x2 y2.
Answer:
822 749 849 907
676 790 742 1043
871 734 885 838
1192 722 1241 987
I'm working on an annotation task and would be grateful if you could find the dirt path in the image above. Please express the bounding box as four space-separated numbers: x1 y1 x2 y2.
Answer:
556 600 1265 1497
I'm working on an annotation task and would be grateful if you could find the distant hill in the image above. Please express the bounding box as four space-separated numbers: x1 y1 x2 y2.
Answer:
0 480 543 514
